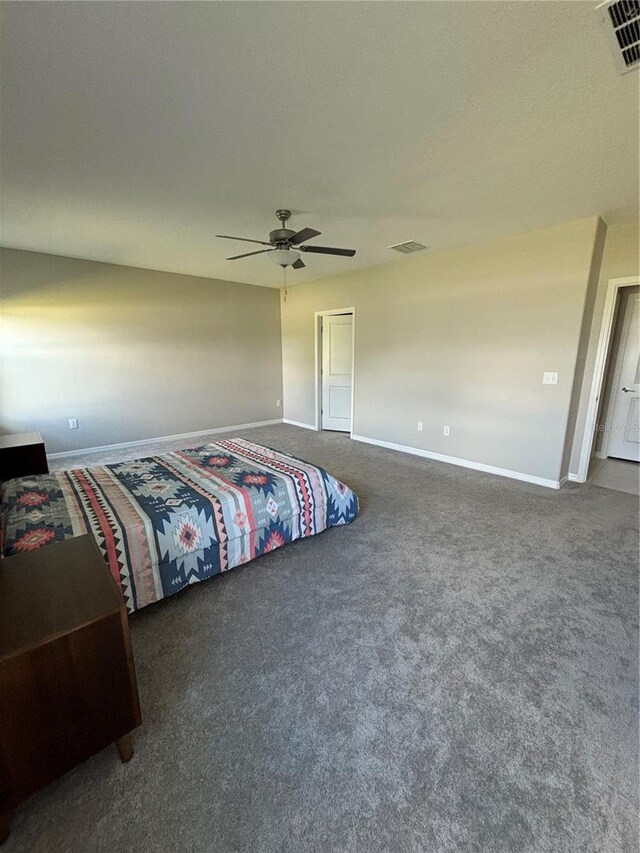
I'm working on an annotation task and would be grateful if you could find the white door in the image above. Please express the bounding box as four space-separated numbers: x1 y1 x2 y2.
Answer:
322 314 353 432
607 291 640 462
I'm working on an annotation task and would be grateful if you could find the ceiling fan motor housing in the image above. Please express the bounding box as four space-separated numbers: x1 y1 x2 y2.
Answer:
269 227 295 244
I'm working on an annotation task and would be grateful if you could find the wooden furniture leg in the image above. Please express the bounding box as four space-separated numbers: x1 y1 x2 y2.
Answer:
0 812 11 846
115 733 134 763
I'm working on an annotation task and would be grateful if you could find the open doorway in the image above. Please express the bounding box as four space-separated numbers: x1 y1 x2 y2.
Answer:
314 308 355 434
578 277 639 494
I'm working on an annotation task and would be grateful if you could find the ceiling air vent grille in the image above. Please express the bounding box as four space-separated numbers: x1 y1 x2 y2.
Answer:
599 0 640 73
389 241 428 254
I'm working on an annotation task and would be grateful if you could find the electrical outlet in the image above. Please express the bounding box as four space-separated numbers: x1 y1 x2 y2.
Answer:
542 372 558 385
443 425 450 436
417 421 423 431
276 399 281 408
69 418 78 429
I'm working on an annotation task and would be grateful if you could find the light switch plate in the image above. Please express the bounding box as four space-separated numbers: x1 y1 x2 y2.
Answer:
542 372 558 385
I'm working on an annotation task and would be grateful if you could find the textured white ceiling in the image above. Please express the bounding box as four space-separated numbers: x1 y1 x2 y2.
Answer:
1 1 638 288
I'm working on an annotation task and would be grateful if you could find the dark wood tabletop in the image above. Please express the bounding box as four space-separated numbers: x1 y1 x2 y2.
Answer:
0 536 121 659
0 432 44 450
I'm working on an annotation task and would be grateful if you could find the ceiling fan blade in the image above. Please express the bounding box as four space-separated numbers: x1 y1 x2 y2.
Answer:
216 235 273 246
299 245 356 257
227 249 274 260
292 258 306 270
289 227 321 245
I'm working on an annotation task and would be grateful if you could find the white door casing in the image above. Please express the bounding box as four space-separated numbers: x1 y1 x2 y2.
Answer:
576 276 639 482
321 314 353 432
606 291 640 462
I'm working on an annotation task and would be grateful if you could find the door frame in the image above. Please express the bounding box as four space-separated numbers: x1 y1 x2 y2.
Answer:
599 286 639 461
314 307 356 435
576 275 640 482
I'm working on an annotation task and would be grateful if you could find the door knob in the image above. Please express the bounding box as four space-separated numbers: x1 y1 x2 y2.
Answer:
621 387 634 393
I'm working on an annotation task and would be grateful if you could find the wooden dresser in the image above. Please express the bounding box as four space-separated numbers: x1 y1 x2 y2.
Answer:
0 432 48 482
0 535 141 843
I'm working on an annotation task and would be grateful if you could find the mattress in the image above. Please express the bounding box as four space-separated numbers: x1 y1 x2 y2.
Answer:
0 438 358 612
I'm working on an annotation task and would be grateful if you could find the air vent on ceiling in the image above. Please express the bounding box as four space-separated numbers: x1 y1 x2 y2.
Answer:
388 240 428 254
598 0 640 73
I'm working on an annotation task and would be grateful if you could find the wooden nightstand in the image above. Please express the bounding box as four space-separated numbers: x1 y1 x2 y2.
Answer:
0 535 141 843
0 432 48 482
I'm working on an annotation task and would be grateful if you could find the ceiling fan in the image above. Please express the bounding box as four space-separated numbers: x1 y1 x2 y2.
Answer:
216 209 356 269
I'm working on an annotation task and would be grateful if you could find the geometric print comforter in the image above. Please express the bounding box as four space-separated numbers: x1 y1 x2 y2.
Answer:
0 438 358 613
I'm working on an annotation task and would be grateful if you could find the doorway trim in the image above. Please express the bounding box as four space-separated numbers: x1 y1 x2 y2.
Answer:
314 307 356 436
576 275 640 482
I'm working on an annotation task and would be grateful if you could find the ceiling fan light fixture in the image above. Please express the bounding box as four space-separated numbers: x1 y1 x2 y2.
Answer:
270 248 301 267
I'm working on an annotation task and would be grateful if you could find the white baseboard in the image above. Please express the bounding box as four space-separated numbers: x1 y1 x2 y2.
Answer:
282 419 318 431
47 419 283 461
567 473 581 482
351 434 563 490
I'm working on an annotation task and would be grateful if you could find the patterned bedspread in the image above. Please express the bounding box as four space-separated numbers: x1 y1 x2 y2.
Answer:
0 438 358 612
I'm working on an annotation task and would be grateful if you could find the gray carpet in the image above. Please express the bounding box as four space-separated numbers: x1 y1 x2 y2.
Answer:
6 425 639 853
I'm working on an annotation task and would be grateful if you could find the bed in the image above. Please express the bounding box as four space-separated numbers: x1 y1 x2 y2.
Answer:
0 438 358 612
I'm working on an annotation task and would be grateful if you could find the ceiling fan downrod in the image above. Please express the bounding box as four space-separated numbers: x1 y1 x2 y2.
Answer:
270 210 295 246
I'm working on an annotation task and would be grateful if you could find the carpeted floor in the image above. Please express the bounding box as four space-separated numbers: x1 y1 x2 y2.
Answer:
5 424 639 853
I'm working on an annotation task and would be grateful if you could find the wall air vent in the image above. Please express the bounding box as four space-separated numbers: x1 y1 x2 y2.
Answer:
388 241 428 254
598 0 640 73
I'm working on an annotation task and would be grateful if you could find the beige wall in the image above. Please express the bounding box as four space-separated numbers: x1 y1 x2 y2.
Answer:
0 248 282 453
568 218 640 471
3 217 632 477
559 217 607 478
281 218 603 484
